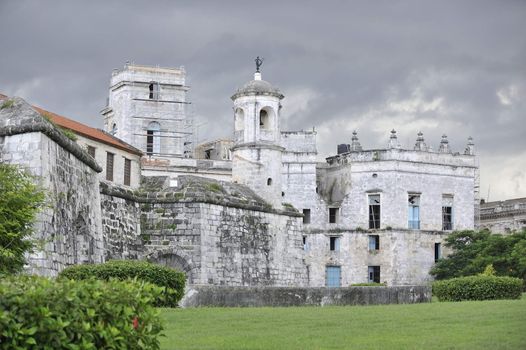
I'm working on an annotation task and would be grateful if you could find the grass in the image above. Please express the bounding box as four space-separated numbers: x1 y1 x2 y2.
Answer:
159 296 526 350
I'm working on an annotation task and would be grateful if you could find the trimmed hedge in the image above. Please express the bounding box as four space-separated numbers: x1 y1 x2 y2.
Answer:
0 276 163 349
59 260 186 307
433 275 523 302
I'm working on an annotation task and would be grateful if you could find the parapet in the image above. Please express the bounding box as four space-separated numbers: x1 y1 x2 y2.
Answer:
326 130 476 168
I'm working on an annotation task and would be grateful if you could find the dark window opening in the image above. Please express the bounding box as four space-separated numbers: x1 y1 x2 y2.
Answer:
435 243 441 262
281 191 285 197
204 150 211 159
106 152 114 181
267 178 272 186
149 82 159 99
303 236 308 251
303 209 311 224
87 145 96 158
329 236 340 251
124 158 131 186
442 206 453 230
329 208 339 223
368 235 380 250
146 130 154 155
368 194 380 229
368 266 380 283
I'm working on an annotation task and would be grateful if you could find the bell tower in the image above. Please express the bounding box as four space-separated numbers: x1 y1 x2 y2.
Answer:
231 58 284 208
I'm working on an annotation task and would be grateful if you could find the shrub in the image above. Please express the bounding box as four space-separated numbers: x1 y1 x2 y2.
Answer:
59 260 186 307
0 275 163 349
432 275 523 302
0 163 46 275
351 282 386 287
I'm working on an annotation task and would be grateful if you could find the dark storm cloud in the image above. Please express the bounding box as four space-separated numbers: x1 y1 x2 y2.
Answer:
1 0 525 200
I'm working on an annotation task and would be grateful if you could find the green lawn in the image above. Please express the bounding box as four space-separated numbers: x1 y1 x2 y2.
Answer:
159 296 526 350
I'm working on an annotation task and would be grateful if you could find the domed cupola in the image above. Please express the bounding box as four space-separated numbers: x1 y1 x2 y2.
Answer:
231 76 284 100
230 57 284 208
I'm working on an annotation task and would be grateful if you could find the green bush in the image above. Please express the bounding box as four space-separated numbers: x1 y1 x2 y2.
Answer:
350 282 386 287
59 260 186 307
432 275 523 302
0 163 46 275
0 275 163 349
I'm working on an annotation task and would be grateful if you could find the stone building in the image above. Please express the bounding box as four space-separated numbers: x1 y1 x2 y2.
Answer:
0 62 480 287
479 197 526 234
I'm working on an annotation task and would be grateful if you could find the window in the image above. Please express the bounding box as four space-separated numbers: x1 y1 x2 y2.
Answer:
329 208 339 223
267 178 272 186
303 236 309 251
326 266 341 287
124 158 131 186
434 243 441 262
408 194 420 229
87 145 96 158
442 195 453 230
149 82 160 99
329 236 340 251
368 194 380 229
106 152 114 181
303 209 311 224
259 109 270 129
368 235 379 251
146 122 161 155
111 123 117 136
368 266 380 283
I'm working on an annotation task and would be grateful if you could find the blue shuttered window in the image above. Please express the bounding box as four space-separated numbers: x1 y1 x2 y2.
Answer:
326 266 341 287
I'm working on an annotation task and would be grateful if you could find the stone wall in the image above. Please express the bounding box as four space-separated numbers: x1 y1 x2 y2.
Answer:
0 98 104 276
180 285 431 307
100 176 308 287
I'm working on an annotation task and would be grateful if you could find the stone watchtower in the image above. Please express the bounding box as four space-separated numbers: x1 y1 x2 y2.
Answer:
231 60 285 208
100 63 191 157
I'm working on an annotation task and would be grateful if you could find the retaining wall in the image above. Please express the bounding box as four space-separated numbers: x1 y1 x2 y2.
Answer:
180 285 431 307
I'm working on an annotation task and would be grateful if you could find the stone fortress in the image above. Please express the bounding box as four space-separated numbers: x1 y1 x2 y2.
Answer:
0 61 484 289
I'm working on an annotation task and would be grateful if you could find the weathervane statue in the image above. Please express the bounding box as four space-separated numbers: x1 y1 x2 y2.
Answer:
255 56 263 72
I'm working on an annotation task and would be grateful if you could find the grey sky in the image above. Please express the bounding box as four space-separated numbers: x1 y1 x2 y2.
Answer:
1 0 525 201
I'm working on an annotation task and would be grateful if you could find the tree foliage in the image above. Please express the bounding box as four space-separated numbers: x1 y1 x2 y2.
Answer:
430 229 526 282
0 163 46 275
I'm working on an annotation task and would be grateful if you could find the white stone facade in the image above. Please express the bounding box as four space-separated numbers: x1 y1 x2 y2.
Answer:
76 134 142 188
101 63 191 158
479 197 526 233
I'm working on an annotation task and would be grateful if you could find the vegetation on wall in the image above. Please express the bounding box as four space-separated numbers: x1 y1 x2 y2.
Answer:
0 163 46 275
430 229 526 283
59 260 186 307
0 276 164 349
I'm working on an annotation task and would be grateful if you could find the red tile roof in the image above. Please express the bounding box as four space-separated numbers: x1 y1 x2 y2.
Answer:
1 93 142 156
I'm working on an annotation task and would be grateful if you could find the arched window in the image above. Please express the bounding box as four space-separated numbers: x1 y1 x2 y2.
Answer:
259 107 274 130
111 123 117 135
149 82 160 99
267 178 272 186
146 121 161 155
234 108 244 130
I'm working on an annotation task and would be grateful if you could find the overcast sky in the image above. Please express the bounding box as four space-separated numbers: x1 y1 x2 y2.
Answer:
1 0 525 201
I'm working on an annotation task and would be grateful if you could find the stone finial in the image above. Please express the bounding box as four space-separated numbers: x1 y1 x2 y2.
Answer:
464 136 475 155
350 130 363 151
438 134 451 153
388 129 401 149
414 131 428 151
